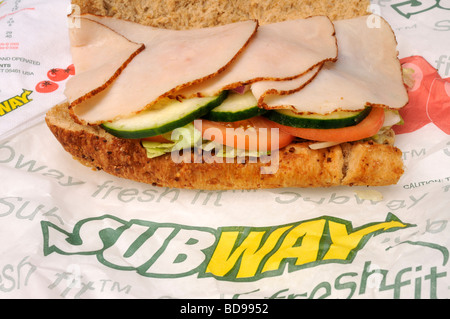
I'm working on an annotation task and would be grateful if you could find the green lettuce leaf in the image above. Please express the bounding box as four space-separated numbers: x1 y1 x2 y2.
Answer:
142 122 269 159
141 123 202 158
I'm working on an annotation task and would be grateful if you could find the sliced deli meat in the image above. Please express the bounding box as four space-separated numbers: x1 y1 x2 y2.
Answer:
261 16 409 114
250 64 323 104
175 16 337 98
64 18 145 106
67 14 258 125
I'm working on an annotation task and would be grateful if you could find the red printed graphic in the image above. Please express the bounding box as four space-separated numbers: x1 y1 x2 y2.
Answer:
65 64 75 76
47 68 70 82
35 64 75 94
427 78 450 134
395 56 434 134
395 56 450 135
35 80 59 93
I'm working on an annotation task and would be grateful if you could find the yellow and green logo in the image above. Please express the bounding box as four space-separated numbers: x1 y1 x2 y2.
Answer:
0 89 33 117
41 213 413 281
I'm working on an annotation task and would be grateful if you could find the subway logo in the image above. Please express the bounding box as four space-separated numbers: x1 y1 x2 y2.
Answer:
41 213 413 281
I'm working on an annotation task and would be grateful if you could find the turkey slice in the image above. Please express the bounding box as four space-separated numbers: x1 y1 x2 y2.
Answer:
64 18 145 107
69 14 258 125
262 16 409 114
175 16 337 98
250 64 323 107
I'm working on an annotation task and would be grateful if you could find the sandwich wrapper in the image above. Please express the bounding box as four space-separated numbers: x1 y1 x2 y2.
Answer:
0 0 449 299
0 0 72 140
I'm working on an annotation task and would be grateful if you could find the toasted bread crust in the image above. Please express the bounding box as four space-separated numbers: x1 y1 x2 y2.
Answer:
45 103 404 190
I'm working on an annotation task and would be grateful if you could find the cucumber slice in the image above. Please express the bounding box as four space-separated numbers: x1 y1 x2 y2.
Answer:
204 90 267 122
264 107 372 129
102 91 228 139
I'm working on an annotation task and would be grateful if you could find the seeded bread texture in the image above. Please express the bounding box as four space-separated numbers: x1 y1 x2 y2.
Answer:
46 102 404 190
71 0 370 29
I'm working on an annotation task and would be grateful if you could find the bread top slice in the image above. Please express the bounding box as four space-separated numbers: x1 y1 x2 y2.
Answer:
72 0 370 29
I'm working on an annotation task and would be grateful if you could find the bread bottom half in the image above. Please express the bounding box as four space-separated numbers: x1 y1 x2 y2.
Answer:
45 103 404 190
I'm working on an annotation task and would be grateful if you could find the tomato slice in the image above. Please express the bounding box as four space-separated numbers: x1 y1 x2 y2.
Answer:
267 107 386 143
194 116 295 151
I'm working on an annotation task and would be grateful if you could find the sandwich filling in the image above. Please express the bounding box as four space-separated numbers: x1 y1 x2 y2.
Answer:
64 14 408 160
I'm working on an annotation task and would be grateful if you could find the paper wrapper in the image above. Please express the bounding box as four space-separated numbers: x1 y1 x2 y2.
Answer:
0 0 72 140
0 1 449 299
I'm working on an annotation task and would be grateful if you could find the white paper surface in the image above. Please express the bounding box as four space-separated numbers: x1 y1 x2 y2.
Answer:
0 0 72 140
0 1 449 299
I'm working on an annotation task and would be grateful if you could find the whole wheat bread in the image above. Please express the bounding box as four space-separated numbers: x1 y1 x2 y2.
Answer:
46 102 404 190
71 0 371 29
